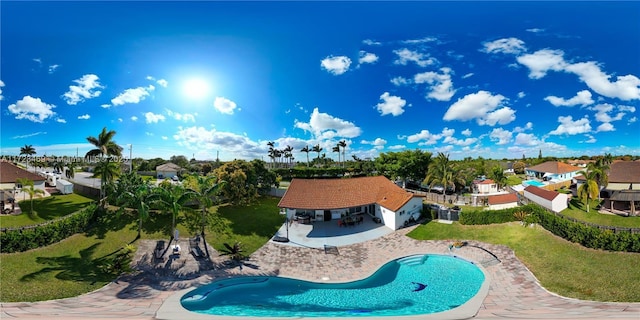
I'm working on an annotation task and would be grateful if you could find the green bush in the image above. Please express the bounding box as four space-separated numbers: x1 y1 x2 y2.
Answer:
0 204 98 253
459 206 522 225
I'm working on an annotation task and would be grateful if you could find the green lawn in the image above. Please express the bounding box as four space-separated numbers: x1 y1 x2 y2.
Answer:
408 221 640 302
562 198 640 228
0 194 95 228
506 174 523 186
0 196 284 302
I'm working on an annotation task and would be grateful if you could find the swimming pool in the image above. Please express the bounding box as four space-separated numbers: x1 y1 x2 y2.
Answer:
181 254 486 318
523 180 545 187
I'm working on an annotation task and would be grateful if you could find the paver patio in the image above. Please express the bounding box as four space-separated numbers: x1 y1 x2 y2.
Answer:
1 224 639 320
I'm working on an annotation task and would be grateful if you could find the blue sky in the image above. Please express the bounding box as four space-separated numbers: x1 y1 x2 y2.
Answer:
1 1 639 162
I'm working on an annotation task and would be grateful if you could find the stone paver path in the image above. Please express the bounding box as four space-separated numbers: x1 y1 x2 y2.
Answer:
1 227 639 320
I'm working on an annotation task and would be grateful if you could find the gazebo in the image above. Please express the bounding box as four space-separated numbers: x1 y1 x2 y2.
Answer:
608 190 640 216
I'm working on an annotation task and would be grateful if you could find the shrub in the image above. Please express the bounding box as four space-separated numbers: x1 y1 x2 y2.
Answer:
459 206 521 225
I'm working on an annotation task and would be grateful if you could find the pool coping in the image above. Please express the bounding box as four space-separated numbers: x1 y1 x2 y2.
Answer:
155 254 491 320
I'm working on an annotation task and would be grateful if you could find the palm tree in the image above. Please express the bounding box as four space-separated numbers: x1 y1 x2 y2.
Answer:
332 145 341 164
283 145 294 166
577 169 599 213
590 159 609 200
148 182 194 256
312 144 323 161
110 173 151 240
338 140 347 168
300 145 310 167
15 178 32 201
20 145 36 171
184 173 226 257
18 179 44 216
85 127 123 160
92 160 121 206
423 152 465 195
267 141 275 169
490 165 508 190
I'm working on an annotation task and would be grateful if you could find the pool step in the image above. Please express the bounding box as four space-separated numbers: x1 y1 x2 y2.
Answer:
397 255 427 266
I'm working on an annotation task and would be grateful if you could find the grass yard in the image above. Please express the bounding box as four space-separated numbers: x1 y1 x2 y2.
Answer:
0 193 95 228
506 174 523 186
408 221 640 302
563 198 640 228
0 196 284 302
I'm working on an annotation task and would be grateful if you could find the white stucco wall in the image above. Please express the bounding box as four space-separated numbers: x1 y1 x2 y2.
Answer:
607 182 640 191
487 202 519 210
524 190 567 213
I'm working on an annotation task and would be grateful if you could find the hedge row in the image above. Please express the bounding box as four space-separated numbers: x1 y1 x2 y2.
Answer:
0 203 98 253
529 205 640 253
458 206 523 225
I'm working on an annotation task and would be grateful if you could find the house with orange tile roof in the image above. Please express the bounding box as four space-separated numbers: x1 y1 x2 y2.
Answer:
0 161 47 206
525 161 583 183
487 193 520 210
523 185 568 213
277 176 423 230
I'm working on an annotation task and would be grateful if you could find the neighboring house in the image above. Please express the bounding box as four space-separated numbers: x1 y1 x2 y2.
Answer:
278 176 423 230
567 159 594 168
571 174 586 197
523 185 568 213
0 160 47 202
487 193 519 210
156 163 182 179
525 161 583 182
473 178 498 194
602 161 640 215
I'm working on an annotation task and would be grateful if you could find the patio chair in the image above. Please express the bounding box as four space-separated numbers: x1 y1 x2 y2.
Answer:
154 240 166 259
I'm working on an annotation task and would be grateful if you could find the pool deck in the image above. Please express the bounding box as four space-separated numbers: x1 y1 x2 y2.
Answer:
1 223 639 320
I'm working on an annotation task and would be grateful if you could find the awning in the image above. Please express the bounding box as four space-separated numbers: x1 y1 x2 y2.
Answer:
610 190 640 202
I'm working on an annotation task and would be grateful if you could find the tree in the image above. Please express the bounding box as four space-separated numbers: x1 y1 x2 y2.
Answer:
214 160 259 205
512 161 526 174
283 145 294 166
86 127 123 201
300 145 310 167
149 182 194 254
338 140 347 168
183 173 225 257
312 144 323 161
170 155 190 169
18 179 44 216
423 152 465 194
92 160 121 206
332 145 340 163
20 145 36 171
267 141 275 169
577 169 600 213
109 172 151 239
490 165 507 190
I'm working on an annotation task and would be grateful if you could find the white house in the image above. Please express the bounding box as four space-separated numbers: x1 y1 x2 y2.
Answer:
473 178 499 194
487 193 520 210
523 185 568 213
278 176 423 231
156 162 182 179
525 161 583 183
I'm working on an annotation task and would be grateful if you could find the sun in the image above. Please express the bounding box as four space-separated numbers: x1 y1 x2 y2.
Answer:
182 78 210 99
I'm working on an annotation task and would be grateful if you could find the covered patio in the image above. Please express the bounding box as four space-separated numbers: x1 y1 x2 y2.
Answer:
604 190 640 216
272 214 394 249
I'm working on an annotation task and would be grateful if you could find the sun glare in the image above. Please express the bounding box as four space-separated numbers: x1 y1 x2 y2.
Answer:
183 78 210 99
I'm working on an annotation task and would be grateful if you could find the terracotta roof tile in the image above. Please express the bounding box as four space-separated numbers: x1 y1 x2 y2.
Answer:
0 161 47 183
526 161 582 174
524 185 559 201
278 176 415 212
608 161 640 183
488 193 519 205
476 179 495 185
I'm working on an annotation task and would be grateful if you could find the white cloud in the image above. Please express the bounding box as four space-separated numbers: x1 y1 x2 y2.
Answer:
361 138 387 150
0 80 4 100
166 109 197 122
320 55 352 75
406 129 441 144
517 91 526 99
583 134 597 143
48 64 60 74
462 73 474 79
393 48 436 67
56 118 66 123
294 107 362 139
7 96 56 123
628 117 637 124
526 28 545 33
596 122 615 132
443 90 514 126
358 51 379 64
592 103 625 123
489 128 513 145
481 38 527 55
173 126 264 159
376 92 407 116
388 145 405 150
131 116 138 121
213 97 238 114
162 136 168 140
77 114 90 120
62 74 104 105
548 115 591 135
111 85 154 106
517 49 567 79
362 39 382 46
544 90 594 107
618 105 636 112
515 133 541 146
461 129 472 136
401 37 437 44
414 67 456 101
100 104 111 108
145 112 166 123
390 76 410 86
157 79 168 87
513 122 533 133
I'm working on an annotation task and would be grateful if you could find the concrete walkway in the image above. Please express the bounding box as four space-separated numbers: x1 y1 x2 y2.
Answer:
1 225 639 320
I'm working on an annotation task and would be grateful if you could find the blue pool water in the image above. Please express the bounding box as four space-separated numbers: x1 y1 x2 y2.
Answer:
181 254 485 318
523 180 545 187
